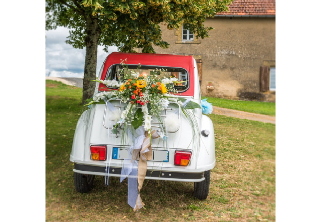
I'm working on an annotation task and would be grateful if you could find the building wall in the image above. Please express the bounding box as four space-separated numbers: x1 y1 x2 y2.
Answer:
153 17 275 102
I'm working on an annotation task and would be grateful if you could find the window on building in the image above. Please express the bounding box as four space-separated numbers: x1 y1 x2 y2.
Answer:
269 67 276 91
182 24 194 41
260 66 276 92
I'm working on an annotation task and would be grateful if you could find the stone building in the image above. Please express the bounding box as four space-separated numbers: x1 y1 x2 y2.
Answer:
153 0 276 102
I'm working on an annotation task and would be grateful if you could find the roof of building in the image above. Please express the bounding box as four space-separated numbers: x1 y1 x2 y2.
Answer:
216 0 275 16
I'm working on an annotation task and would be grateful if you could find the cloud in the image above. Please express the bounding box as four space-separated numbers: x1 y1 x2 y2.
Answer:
46 26 118 78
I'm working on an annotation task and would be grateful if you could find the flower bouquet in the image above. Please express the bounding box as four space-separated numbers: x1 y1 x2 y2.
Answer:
86 61 201 140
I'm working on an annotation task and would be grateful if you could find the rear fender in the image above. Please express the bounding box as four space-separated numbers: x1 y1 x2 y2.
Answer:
70 108 94 162
196 115 215 170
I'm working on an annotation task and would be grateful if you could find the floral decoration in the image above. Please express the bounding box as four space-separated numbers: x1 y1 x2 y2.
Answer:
86 61 199 138
201 98 213 114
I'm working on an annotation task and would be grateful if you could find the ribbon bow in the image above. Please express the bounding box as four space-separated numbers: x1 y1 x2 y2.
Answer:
119 127 160 211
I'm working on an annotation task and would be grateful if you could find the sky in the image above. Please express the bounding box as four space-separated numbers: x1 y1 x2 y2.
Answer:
45 26 118 78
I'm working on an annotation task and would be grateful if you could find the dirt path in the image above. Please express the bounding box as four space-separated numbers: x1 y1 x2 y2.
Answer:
46 77 83 88
213 106 275 124
46 77 275 124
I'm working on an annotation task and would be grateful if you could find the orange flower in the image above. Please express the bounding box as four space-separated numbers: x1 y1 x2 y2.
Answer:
152 84 155 87
156 82 161 86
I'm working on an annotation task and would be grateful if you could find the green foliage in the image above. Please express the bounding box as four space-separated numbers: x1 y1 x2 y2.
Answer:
202 97 276 116
131 108 144 129
178 98 201 109
46 0 233 53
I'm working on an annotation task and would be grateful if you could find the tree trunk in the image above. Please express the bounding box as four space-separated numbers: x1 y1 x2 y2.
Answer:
82 16 101 104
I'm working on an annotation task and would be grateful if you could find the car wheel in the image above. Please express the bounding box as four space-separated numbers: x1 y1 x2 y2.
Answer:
194 170 210 200
74 172 95 193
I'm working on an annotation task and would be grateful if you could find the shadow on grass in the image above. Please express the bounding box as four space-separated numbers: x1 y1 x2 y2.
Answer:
66 175 196 209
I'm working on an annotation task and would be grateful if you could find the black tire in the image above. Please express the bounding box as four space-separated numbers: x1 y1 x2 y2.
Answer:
74 172 95 193
194 170 210 200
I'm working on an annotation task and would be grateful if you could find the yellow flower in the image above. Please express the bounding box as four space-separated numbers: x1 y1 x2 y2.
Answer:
119 84 125 91
137 80 147 88
161 83 167 94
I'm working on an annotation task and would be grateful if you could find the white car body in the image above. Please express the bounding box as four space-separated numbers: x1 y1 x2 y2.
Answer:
70 52 215 198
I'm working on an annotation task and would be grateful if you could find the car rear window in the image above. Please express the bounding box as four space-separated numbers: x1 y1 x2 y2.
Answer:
103 64 189 93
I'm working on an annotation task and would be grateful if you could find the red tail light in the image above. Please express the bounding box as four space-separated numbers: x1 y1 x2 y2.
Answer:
90 145 106 161
174 151 192 166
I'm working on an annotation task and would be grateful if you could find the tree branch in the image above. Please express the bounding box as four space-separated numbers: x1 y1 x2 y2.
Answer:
58 0 86 19
70 0 87 15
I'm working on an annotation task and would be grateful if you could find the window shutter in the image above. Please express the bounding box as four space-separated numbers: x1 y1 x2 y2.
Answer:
260 66 270 92
195 59 202 81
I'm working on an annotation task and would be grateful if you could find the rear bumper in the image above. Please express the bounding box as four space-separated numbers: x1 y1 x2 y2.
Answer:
73 163 205 182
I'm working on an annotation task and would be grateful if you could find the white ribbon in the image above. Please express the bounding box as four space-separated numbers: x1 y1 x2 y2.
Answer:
105 100 121 185
106 100 116 112
182 98 191 108
120 126 145 182
119 126 160 211
119 126 147 210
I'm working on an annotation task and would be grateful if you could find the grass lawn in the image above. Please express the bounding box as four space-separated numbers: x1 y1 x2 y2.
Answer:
46 80 275 221
202 97 275 116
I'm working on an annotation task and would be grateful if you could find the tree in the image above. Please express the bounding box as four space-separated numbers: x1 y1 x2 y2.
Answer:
46 0 233 104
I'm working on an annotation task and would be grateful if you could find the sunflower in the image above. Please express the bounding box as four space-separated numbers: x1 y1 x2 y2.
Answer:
137 80 147 88
160 83 167 94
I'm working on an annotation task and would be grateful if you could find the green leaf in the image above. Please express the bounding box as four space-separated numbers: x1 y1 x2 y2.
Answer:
131 108 144 129
185 101 201 109
177 98 201 109
112 128 119 134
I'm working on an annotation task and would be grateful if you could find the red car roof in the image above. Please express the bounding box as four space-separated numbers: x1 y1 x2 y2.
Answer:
99 52 195 96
